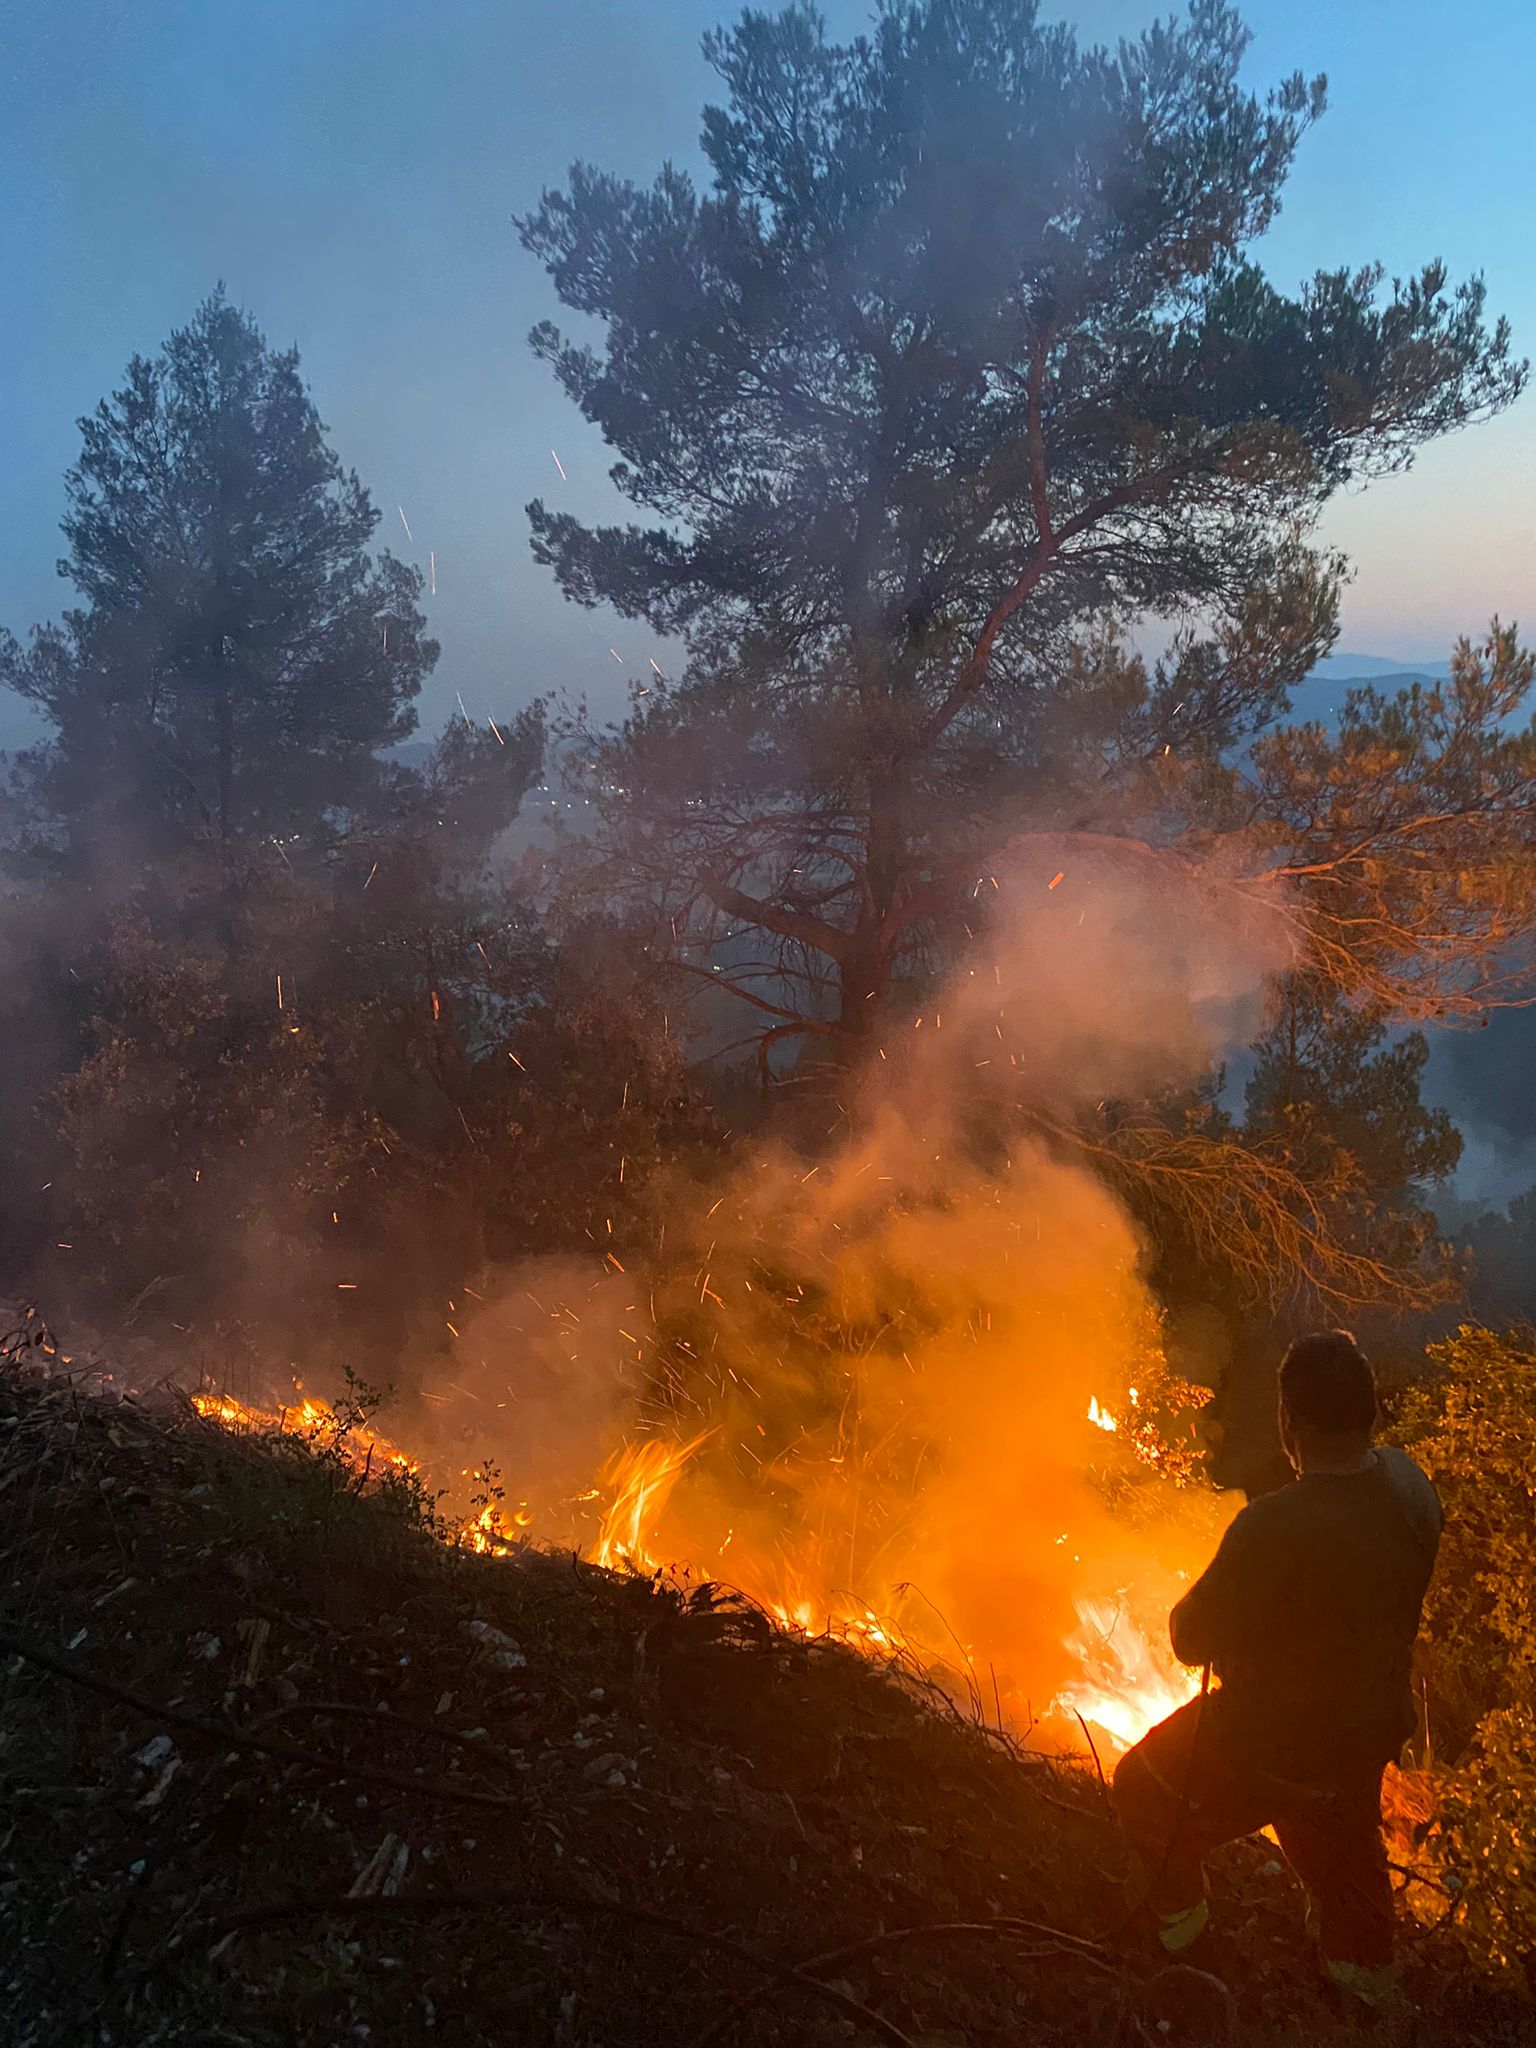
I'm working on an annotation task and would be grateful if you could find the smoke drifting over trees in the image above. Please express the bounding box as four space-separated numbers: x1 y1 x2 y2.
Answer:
0 294 699 1374
0 0 1530 1427
3 1 1536 1978
519 0 1533 1313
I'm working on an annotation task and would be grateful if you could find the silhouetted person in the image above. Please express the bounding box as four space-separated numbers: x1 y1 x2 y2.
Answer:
1112 1330 1442 2011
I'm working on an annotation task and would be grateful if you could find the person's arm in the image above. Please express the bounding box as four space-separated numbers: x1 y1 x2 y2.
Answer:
1169 1510 1254 1668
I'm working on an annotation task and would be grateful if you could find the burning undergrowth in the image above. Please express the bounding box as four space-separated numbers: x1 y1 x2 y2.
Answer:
197 842 1292 1756
8 1348 1499 2048
203 1119 1229 1754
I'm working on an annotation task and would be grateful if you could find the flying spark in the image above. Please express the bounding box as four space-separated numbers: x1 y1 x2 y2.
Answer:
551 450 567 480
398 505 414 542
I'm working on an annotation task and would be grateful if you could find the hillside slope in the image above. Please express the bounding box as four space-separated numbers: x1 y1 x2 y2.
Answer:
0 1352 1521 2047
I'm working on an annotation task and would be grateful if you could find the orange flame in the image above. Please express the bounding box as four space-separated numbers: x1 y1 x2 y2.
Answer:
191 1377 1215 1761
594 1434 707 1572
189 1388 417 1476
1052 1595 1201 1751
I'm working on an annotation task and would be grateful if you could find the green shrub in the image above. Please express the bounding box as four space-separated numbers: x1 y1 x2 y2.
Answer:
1397 1325 1536 1973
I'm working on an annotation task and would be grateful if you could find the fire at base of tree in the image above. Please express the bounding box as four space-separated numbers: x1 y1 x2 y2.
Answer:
4 0 1536 2036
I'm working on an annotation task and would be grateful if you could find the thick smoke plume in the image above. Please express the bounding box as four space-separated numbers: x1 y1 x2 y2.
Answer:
396 842 1292 1737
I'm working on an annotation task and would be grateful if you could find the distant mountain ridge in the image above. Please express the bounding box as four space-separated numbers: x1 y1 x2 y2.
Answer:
1310 650 1450 680
1282 650 1452 733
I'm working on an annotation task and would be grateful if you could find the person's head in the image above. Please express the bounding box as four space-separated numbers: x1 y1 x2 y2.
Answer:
1278 1329 1378 1473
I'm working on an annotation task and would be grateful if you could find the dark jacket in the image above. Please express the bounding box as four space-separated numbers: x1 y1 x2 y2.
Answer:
1170 1446 1443 1786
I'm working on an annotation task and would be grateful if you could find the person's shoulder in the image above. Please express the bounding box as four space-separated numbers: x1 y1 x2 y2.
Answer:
1374 1444 1429 1484
1223 1483 1299 1539
1374 1444 1445 1526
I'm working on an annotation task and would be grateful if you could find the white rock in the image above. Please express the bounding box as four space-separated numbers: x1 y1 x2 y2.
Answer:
462 1619 521 1653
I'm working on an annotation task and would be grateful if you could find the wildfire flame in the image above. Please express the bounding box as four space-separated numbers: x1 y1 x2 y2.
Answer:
189 1372 1217 1762
190 1387 417 1475
1053 1595 1201 1751
582 1403 1206 1753
594 1435 704 1572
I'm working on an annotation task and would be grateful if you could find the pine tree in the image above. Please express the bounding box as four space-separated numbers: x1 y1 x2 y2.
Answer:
0 295 571 1349
519 0 1527 1040
518 0 1534 1304
1 287 437 865
1461 1189 1536 1325
1242 971 1461 1289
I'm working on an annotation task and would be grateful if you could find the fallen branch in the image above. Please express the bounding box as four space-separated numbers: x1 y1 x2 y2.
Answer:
687 1912 1127 2048
1388 1857 1452 1897
247 1697 528 1780
161 1888 919 2048
0 1626 526 1817
1072 1708 1113 1808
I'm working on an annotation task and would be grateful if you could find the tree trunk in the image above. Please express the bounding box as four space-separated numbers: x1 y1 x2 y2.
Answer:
835 766 907 1047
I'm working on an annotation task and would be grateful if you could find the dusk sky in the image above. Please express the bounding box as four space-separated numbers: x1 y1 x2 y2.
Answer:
5 0 1533 752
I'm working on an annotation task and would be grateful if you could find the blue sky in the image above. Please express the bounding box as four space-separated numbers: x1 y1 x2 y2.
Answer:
4 0 1533 752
